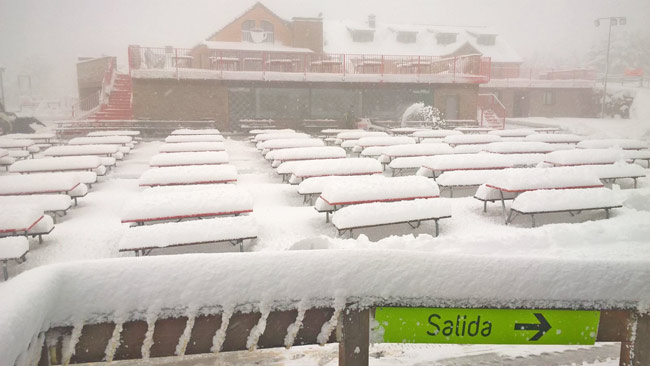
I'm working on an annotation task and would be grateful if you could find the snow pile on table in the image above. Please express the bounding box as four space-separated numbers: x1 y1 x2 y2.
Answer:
0 173 80 195
419 137 444 144
250 129 294 135
121 185 253 222
289 158 382 182
359 145 388 157
2 133 55 140
340 139 359 148
0 195 72 213
149 151 229 167
258 138 324 151
484 141 557 154
525 133 583 143
139 165 238 186
165 135 225 143
69 136 132 145
577 139 649 150
298 175 385 195
436 170 502 187
544 149 623 166
43 145 119 157
443 134 501 145
118 216 257 251
336 131 388 140
452 144 490 154
506 153 548 167
87 130 140 137
319 176 440 206
267 146 346 166
331 198 451 229
69 184 89 199
388 156 439 171
253 132 311 142
380 143 453 160
0 237 28 259
0 205 43 232
485 167 603 192
474 184 518 201
511 188 622 213
159 142 226 153
579 163 647 179
412 130 462 139
353 136 416 149
29 215 54 234
0 148 7 157
0 138 35 148
9 156 101 173
422 153 514 172
488 129 536 137
171 128 221 135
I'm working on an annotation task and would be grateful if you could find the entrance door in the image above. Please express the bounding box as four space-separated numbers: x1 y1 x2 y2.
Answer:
445 95 459 120
513 91 530 117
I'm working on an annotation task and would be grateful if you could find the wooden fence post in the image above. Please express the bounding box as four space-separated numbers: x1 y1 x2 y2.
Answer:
338 308 369 366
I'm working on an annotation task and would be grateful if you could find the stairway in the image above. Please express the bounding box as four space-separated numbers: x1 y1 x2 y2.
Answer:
92 74 133 120
482 109 501 128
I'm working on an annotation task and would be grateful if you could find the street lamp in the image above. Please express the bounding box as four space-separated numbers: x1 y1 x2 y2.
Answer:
595 16 626 118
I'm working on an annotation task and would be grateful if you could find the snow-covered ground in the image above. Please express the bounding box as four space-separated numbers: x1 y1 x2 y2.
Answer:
1 117 650 365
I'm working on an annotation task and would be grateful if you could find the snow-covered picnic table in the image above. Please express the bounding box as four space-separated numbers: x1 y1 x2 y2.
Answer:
253 132 311 143
0 148 8 158
525 133 583 144
0 237 29 280
118 216 257 255
623 149 650 167
455 127 495 134
0 173 81 196
352 136 416 153
149 151 229 167
335 130 388 141
258 138 325 153
87 130 141 137
69 136 133 146
389 127 428 135
43 144 120 158
320 128 360 136
139 165 238 187
164 134 225 143
411 129 462 141
0 138 36 150
171 128 221 135
533 127 561 133
9 156 105 175
288 158 383 184
315 176 440 222
578 163 647 188
2 133 56 143
577 139 649 150
378 143 453 166
443 134 501 146
0 205 54 244
487 129 536 138
418 153 514 179
159 142 226 153
436 169 502 197
249 128 294 135
297 175 384 204
543 149 623 166
0 195 72 222
121 185 253 225
483 141 558 154
266 146 346 168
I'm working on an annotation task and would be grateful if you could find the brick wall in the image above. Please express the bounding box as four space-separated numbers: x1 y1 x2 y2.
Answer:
76 56 115 100
482 87 596 118
433 84 479 120
207 4 293 45
291 18 323 53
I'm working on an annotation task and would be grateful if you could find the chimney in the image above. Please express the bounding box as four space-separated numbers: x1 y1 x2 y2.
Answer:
368 14 376 28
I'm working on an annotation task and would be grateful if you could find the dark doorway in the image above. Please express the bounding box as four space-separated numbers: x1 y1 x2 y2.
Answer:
513 91 529 117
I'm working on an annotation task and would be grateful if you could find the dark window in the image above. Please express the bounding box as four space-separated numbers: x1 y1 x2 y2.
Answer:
260 20 274 43
351 30 374 42
543 91 555 105
396 32 417 43
436 33 457 45
256 88 309 119
477 34 496 45
311 89 361 119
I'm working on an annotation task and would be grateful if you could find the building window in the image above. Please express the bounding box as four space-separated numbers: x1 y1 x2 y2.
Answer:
351 30 374 42
477 34 496 45
242 20 274 43
543 91 555 105
396 32 417 43
436 33 457 45
260 21 274 43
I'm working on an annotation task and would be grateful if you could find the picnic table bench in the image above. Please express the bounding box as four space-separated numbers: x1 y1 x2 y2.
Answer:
623 149 650 167
578 163 646 188
418 153 514 179
297 175 384 205
171 128 221 135
87 130 141 137
0 206 55 244
525 133 583 144
0 148 7 158
483 141 558 154
69 135 133 147
258 138 325 153
412 129 462 141
43 144 119 158
288 158 383 184
3 133 56 144
577 139 649 150
544 149 622 166
0 237 29 280
507 187 622 227
314 176 440 222
121 185 253 225
266 146 346 168
159 142 226 153
388 127 428 136
9 156 106 176
139 165 238 187
165 134 225 143
0 195 72 223
379 143 453 170
0 172 89 205
249 128 294 136
335 131 388 143
118 216 257 255
487 129 536 138
149 151 229 167
0 138 36 150
436 170 502 197
352 136 416 153
454 127 495 134
253 132 311 143
331 198 451 238
443 134 502 147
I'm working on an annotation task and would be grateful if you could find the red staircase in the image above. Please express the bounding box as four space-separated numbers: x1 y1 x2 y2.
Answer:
92 74 133 120
477 94 506 129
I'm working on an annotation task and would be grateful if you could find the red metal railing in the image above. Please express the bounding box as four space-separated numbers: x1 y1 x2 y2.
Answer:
73 58 117 119
127 46 491 83
477 93 506 129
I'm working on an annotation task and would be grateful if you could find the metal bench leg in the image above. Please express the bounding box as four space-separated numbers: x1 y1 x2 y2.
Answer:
326 212 330 223
499 191 508 222
349 229 353 238
74 197 78 206
531 214 536 228
2 260 7 281
449 187 454 198
239 240 244 252
505 210 515 225
605 208 610 219
38 235 43 244
434 220 439 237
483 201 487 213
634 178 638 189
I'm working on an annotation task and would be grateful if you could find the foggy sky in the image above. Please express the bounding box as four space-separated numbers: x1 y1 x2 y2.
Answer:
1 0 648 103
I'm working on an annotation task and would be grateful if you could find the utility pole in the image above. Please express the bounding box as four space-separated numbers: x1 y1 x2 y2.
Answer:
595 17 626 118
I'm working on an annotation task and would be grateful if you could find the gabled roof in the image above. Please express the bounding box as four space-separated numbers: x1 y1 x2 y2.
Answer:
205 2 290 42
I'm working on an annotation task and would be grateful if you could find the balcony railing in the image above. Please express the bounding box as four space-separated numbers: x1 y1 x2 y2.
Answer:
127 46 491 84
487 66 596 88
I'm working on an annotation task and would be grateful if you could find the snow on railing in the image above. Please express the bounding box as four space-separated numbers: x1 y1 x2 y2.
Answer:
127 46 491 83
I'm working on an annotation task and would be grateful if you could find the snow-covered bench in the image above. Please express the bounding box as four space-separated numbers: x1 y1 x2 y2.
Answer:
412 129 461 142
139 165 238 187
379 143 453 172
257 138 325 154
87 130 141 137
507 188 622 227
250 128 294 136
0 138 36 150
451 144 488 154
352 136 416 153
577 139 648 150
121 185 253 225
0 148 7 159
3 133 56 144
118 216 257 255
525 133 583 144
297 175 384 204
149 151 229 167
455 127 494 134
69 135 133 146
443 134 501 147
544 149 623 166
43 145 122 161
159 142 226 153
315 176 440 222
0 206 55 244
417 153 514 179
0 195 72 223
436 170 502 197
487 129 536 138
533 127 561 133
331 198 451 237
0 173 81 196
473 184 518 212
10 156 106 176
483 141 558 154
254 132 311 143
171 128 221 135
165 134 225 143
288 158 383 184
623 150 650 167
578 163 647 189
335 131 388 143
0 237 29 280
267 146 346 168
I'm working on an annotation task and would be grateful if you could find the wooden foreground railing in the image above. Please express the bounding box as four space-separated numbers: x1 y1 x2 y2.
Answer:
36 306 649 366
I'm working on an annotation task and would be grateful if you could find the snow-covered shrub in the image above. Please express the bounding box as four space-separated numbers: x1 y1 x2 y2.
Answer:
401 102 446 129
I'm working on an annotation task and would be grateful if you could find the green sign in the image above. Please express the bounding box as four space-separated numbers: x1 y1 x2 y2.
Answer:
374 307 600 345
